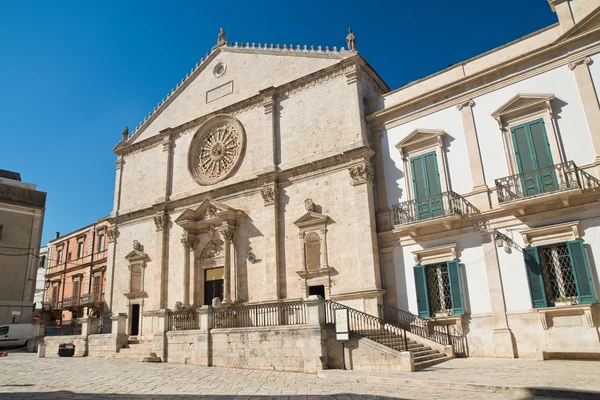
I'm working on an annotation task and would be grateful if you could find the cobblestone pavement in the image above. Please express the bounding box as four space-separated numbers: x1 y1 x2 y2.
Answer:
0 353 589 400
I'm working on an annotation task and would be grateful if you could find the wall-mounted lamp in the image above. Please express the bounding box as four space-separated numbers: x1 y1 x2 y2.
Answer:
494 231 510 248
247 251 256 263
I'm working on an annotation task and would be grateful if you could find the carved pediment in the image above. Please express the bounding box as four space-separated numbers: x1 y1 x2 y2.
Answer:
554 6 600 42
491 93 555 121
125 249 147 263
174 198 240 231
294 211 330 229
395 129 445 158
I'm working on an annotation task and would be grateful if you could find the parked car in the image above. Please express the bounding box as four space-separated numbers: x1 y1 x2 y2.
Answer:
0 324 35 349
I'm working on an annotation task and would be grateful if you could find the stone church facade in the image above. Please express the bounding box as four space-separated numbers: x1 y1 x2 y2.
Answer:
106 34 388 338
104 0 600 360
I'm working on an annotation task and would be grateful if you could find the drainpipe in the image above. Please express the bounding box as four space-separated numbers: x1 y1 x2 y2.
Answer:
60 240 70 326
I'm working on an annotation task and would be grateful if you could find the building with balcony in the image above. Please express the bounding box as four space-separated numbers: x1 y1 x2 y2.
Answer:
0 169 46 324
94 0 600 365
43 219 109 330
371 0 600 358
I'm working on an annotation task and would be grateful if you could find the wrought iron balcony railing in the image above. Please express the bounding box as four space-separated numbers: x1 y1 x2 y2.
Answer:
81 292 104 306
392 191 480 226
495 161 600 204
61 296 82 309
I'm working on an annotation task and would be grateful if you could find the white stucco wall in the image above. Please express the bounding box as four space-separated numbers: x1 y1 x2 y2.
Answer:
586 51 600 108
383 106 472 208
473 64 595 188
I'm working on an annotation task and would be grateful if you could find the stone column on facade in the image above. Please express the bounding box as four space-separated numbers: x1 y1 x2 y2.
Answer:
259 87 278 169
161 132 174 201
457 100 490 210
219 223 235 305
370 129 392 231
260 184 280 300
344 64 369 145
181 232 195 305
348 159 383 315
105 224 118 314
569 57 600 172
380 247 397 308
112 157 125 215
154 211 169 309
319 228 329 269
298 231 306 271
480 231 516 358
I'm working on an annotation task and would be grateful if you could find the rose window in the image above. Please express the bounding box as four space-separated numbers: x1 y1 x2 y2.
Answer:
189 115 246 185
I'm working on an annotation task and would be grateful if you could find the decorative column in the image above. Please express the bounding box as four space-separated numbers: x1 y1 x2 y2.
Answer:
457 100 490 210
344 64 369 145
260 184 280 300
298 232 306 271
219 222 235 305
348 159 383 314
181 231 195 305
569 57 600 171
112 156 125 215
319 228 329 269
259 87 278 169
480 229 516 358
160 132 174 202
154 211 169 309
370 129 392 231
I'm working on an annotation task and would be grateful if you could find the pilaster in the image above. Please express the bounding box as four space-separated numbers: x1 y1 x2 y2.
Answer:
219 223 235 305
480 231 516 358
181 232 196 305
160 132 174 202
457 100 490 210
260 86 279 169
569 57 600 173
260 182 280 300
344 64 369 145
370 129 392 231
154 211 170 309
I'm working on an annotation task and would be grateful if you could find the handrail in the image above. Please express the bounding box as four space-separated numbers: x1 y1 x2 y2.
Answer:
325 300 409 352
495 161 600 204
166 310 199 332
212 300 306 329
379 303 467 356
392 191 480 226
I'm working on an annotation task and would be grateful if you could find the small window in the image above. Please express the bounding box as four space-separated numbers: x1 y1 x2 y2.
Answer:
77 242 84 259
67 252 72 262
39 255 46 269
524 240 596 308
56 249 62 264
92 275 101 294
0 326 8 335
97 235 105 252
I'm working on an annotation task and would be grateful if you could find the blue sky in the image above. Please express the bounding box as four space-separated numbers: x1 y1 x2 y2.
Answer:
0 1 557 245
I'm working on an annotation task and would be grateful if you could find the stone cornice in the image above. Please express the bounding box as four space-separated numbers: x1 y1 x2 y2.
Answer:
366 24 600 129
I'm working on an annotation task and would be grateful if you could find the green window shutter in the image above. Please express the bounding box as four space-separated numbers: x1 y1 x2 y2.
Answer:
424 152 442 195
446 260 465 316
528 119 556 192
411 156 427 200
567 240 596 304
512 125 535 173
523 247 548 308
413 265 430 318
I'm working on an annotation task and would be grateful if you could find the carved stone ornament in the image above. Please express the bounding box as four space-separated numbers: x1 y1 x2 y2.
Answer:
219 225 235 242
346 28 356 51
348 163 374 186
260 186 276 206
106 227 117 242
154 212 168 231
188 115 246 186
304 198 314 212
200 238 224 259
133 240 142 251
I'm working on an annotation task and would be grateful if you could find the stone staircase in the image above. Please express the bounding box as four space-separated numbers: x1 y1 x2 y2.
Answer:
353 328 452 370
326 300 460 371
108 338 160 362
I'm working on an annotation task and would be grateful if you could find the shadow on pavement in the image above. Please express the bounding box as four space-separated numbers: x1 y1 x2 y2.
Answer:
523 387 600 400
0 392 411 400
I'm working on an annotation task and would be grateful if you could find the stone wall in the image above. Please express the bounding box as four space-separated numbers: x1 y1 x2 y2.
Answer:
326 328 404 371
88 333 128 358
43 335 87 357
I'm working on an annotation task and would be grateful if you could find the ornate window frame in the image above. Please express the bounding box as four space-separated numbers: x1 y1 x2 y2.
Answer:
124 241 148 299
491 93 565 176
520 221 580 248
412 243 458 265
395 129 450 200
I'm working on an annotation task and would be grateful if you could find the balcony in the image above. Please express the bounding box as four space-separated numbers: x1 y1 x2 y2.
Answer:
42 300 60 310
495 161 600 206
392 191 480 231
81 292 104 306
61 296 82 309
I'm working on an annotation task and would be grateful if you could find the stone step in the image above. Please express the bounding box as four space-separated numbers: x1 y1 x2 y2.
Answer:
415 355 453 371
411 348 438 357
414 352 447 363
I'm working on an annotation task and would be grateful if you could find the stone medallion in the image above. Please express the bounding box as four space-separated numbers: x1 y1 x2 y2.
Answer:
188 115 246 185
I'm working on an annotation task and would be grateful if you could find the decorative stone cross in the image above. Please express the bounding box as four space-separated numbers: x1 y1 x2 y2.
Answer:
346 28 356 51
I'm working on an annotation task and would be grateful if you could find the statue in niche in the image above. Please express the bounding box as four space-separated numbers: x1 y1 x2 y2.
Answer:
133 240 141 251
346 28 356 51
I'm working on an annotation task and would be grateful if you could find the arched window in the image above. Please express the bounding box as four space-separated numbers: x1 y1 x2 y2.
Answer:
305 232 321 271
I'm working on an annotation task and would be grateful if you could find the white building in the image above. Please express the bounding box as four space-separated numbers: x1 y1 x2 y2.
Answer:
33 246 48 314
371 0 600 358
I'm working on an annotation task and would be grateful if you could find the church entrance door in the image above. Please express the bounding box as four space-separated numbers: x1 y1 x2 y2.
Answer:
309 285 326 299
130 304 140 336
204 267 224 305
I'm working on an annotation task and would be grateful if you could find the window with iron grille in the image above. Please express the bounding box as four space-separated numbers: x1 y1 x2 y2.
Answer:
523 239 596 308
426 263 452 314
539 244 578 305
413 260 465 318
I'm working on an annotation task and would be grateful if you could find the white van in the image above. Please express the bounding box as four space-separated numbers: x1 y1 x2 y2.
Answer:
0 324 35 349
